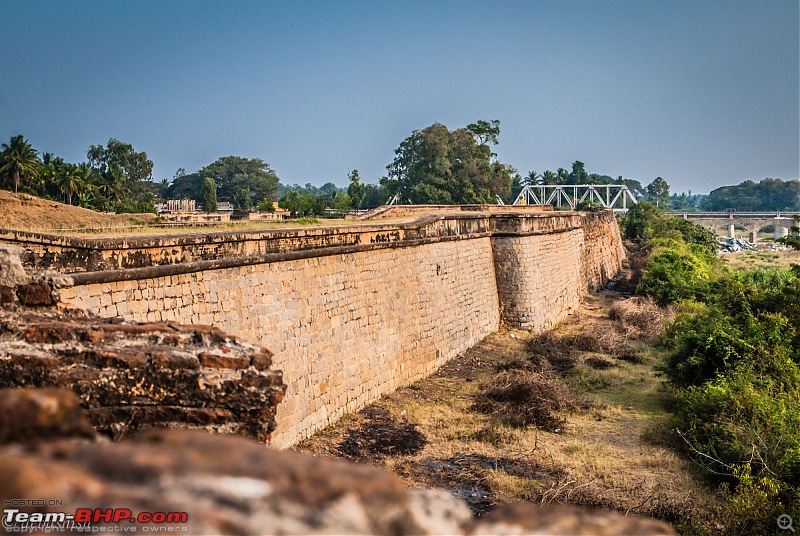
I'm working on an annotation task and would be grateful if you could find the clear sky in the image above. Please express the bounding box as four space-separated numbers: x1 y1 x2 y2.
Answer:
1 0 797 193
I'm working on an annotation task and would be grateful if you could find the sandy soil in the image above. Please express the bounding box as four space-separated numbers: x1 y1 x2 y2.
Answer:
0 190 157 231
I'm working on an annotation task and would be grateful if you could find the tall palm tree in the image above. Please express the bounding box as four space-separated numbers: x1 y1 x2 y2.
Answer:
541 170 557 185
99 163 130 206
524 170 540 187
0 135 40 193
57 163 84 205
556 168 569 185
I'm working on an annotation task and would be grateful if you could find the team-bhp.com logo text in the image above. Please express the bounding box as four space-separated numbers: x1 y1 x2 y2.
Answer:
3 508 189 533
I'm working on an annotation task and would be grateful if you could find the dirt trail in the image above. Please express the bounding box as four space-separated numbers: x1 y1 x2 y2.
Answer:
295 291 721 533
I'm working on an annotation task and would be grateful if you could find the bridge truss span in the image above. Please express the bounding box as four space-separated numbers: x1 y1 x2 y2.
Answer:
513 184 637 211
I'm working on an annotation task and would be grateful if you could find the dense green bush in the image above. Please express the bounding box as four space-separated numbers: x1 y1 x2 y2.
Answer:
114 192 157 214
637 240 715 306
621 200 717 254
672 368 800 533
620 201 721 306
662 268 800 532
625 202 800 530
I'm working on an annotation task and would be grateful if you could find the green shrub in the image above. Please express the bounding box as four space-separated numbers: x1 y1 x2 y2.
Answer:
662 266 800 531
257 199 276 212
621 200 718 254
637 240 716 306
672 370 800 532
674 218 718 254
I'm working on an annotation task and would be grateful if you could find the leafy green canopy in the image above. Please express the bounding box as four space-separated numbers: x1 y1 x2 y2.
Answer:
0 135 158 213
620 200 718 254
0 135 40 193
200 177 218 212
386 121 512 204
704 178 800 211
168 156 279 205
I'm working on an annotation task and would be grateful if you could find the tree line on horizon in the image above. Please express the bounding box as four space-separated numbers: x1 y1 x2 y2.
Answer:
2 130 798 216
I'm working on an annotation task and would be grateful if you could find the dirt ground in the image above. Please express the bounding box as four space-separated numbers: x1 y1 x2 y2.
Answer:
721 248 800 271
294 290 722 534
0 190 157 231
0 191 421 236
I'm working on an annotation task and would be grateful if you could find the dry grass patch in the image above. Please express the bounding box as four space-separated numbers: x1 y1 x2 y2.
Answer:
723 248 800 270
294 294 720 532
477 370 572 431
608 295 672 341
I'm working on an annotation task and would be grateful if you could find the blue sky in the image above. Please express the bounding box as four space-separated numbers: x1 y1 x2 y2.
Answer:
1 0 797 193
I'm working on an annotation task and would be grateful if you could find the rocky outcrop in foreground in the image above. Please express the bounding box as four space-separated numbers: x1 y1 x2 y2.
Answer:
0 388 674 535
1 243 286 442
0 312 286 441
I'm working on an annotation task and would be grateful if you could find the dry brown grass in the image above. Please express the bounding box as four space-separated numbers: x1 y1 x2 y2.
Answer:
294 293 721 532
608 295 673 341
722 249 800 271
477 370 572 431
0 190 157 231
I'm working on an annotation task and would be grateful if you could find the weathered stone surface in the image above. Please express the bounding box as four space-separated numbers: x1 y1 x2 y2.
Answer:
0 245 29 286
0 417 673 535
0 312 286 442
0 387 95 443
0 285 18 308
16 282 53 305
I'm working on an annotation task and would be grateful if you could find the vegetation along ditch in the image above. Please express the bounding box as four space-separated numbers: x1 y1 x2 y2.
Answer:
296 202 800 535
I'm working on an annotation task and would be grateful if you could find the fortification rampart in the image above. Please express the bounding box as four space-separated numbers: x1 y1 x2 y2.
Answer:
4 210 624 447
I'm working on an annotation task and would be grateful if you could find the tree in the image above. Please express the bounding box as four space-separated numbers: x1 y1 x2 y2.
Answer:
1 135 40 193
296 193 324 216
347 169 364 210
646 177 670 208
333 192 353 212
97 163 131 207
568 161 588 184
556 168 569 184
387 121 512 204
234 188 252 211
523 171 539 187
361 179 394 208
466 119 501 146
201 177 217 212
509 171 523 203
167 156 279 205
87 139 153 199
55 163 84 205
39 152 58 197
538 170 555 185
703 178 800 211
279 190 299 215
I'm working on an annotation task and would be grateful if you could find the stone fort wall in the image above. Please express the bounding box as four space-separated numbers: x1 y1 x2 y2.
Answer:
8 210 624 447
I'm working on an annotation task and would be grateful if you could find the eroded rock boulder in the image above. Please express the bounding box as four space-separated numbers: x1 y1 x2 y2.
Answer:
0 312 286 442
0 427 472 535
0 389 675 535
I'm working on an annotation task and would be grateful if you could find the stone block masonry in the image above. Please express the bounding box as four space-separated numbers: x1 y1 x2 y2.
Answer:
6 209 625 447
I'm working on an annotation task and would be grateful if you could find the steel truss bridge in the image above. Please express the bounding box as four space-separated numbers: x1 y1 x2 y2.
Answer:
512 184 637 211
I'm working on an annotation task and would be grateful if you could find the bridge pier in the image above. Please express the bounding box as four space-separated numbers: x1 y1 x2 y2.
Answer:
728 224 736 239
776 226 789 240
749 231 758 244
